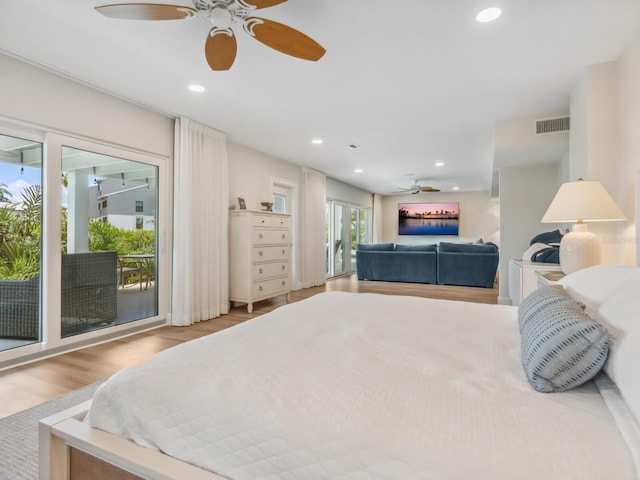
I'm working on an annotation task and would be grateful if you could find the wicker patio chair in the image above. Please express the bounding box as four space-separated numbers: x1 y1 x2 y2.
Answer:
61 251 118 337
0 276 40 339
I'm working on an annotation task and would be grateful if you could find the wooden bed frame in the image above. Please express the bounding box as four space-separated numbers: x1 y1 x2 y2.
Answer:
39 401 228 480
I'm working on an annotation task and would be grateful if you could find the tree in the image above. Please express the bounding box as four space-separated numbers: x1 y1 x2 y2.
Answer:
0 183 12 203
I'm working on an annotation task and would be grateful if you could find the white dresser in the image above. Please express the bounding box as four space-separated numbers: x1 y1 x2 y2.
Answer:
229 210 291 313
509 259 563 306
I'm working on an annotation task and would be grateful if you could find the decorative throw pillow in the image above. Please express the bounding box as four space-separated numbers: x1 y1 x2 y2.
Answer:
519 285 608 393
518 285 576 333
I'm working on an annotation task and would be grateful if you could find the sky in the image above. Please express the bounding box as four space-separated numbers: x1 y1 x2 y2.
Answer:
0 163 40 201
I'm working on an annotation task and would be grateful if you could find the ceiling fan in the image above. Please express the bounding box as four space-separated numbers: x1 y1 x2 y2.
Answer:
95 0 326 71
392 180 441 195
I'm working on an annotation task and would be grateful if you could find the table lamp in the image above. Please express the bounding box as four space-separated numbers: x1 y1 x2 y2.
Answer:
541 178 625 274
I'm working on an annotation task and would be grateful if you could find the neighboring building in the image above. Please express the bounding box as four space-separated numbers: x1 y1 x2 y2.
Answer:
90 178 156 231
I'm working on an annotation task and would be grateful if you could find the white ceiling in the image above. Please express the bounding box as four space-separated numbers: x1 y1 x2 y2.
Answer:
1 0 639 195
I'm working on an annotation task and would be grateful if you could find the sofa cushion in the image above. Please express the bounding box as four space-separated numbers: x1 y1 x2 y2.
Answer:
518 285 608 393
357 243 395 251
438 242 498 254
395 244 437 252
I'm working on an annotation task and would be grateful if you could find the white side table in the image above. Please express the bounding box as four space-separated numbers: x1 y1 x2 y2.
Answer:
509 260 563 306
536 270 566 288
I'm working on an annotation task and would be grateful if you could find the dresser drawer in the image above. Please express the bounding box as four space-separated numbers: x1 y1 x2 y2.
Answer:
252 261 289 279
252 245 290 262
252 229 290 245
252 215 290 229
252 276 289 298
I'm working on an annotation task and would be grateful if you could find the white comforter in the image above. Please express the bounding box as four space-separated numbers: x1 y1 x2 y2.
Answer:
87 292 636 479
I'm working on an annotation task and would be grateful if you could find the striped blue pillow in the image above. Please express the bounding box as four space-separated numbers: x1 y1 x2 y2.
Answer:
518 285 609 393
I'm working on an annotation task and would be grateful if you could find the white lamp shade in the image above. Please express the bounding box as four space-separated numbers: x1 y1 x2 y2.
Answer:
541 180 625 223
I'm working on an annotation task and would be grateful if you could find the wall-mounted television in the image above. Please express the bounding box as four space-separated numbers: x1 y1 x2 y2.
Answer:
398 202 459 236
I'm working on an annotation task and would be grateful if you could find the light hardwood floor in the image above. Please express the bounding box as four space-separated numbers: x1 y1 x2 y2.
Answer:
0 275 497 419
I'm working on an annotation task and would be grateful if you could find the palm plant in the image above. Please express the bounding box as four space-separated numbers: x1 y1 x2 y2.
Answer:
0 183 12 203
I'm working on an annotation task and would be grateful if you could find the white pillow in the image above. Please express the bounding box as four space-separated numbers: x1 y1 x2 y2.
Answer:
597 280 640 423
521 243 550 262
558 265 640 315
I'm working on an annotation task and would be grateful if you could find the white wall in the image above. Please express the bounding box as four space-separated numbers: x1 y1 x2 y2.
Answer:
615 30 640 266
227 142 301 211
498 163 562 304
326 178 373 208
380 192 499 246
569 32 640 266
0 53 173 157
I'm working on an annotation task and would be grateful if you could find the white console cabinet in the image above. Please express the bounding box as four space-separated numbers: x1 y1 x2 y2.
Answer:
509 259 563 306
229 211 291 313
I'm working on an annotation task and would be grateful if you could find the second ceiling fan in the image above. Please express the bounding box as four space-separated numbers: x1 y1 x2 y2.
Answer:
95 0 326 71
393 180 441 194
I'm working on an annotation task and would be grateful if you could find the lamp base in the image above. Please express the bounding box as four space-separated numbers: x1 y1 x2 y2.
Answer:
559 224 601 274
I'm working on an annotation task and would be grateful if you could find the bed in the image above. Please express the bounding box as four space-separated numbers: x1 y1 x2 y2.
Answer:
40 265 640 479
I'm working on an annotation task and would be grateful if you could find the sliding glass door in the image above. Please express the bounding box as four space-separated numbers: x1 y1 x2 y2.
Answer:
0 134 43 352
61 146 158 337
325 199 371 278
0 128 168 364
351 207 369 272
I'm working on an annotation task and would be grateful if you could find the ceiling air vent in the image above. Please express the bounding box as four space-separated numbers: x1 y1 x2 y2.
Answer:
535 116 570 135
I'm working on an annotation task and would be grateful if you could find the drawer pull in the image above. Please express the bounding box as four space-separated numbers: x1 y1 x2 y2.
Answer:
259 251 263 257
282 249 285 255
282 281 286 286
282 234 285 239
259 268 263 274
282 265 285 270
259 233 263 239
259 286 263 291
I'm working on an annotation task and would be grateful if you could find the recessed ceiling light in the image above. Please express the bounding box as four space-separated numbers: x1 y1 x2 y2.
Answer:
311 139 323 145
476 7 502 23
188 84 205 93
435 162 445 167
452 186 460 191
354 168 363 173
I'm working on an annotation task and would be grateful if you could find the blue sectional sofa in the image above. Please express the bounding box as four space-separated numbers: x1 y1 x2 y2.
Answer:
356 242 499 288
436 242 499 288
356 243 437 284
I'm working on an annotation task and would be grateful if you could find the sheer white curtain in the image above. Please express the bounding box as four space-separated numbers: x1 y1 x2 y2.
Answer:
171 117 229 325
299 167 326 288
373 193 383 242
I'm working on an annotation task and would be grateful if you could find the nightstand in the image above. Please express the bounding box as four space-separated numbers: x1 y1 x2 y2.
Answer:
509 260 563 306
536 270 566 288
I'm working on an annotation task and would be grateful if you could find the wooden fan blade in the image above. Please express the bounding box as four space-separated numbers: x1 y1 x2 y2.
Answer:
243 0 288 9
245 17 325 61
205 29 238 71
95 3 197 21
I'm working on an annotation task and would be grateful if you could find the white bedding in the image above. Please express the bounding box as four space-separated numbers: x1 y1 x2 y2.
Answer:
87 292 637 479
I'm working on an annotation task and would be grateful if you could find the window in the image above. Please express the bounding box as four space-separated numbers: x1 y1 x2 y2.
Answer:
136 216 144 229
135 200 143 213
273 193 286 213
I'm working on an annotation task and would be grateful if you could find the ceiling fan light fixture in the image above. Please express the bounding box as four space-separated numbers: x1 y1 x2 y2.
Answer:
435 162 444 167
476 7 502 23
311 138 323 145
354 168 363 174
